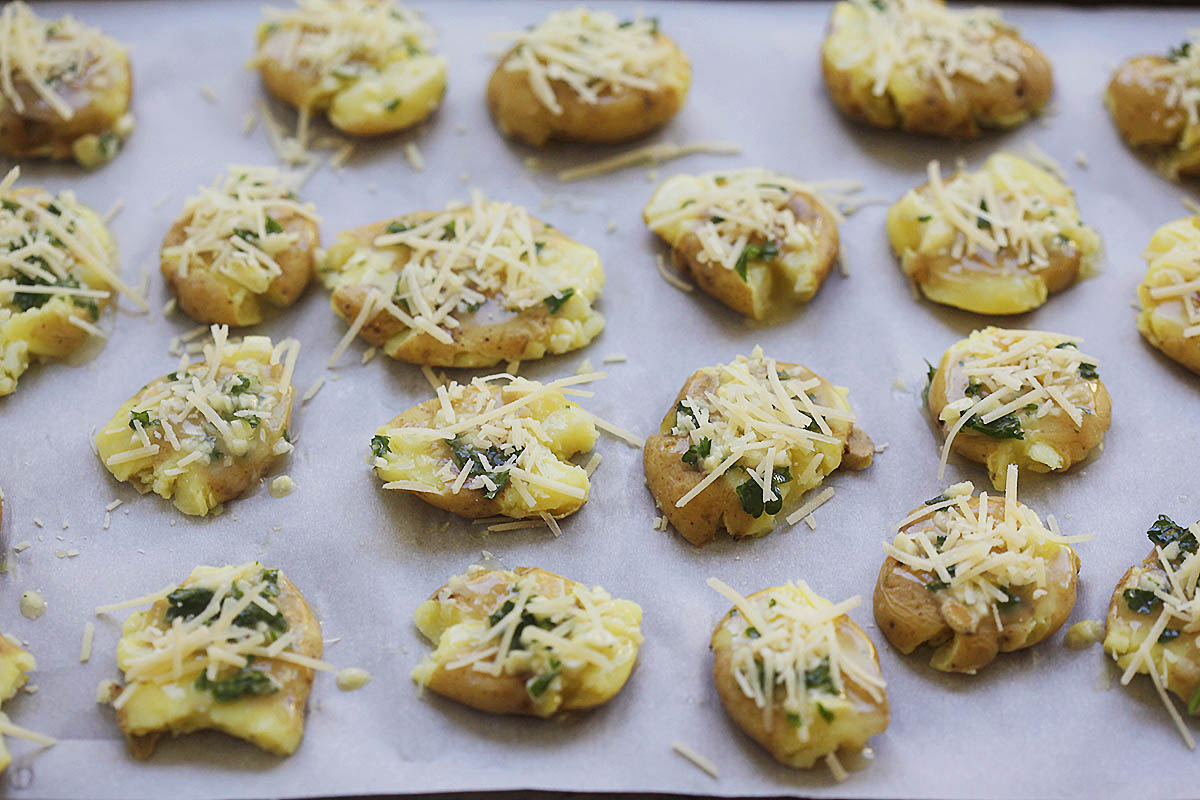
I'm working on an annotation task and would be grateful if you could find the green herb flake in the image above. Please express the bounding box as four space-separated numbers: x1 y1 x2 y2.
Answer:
1159 628 1181 644
817 702 835 723
1123 588 1164 615
195 663 279 703
543 288 575 314
128 410 156 430
385 220 412 234
370 435 391 458
926 579 949 592
1169 41 1192 62
525 657 562 699
1078 363 1098 380
917 214 931 222
786 712 802 727
386 97 402 112
734 240 780 281
745 626 760 639
805 659 835 693
681 437 711 466
964 412 1024 440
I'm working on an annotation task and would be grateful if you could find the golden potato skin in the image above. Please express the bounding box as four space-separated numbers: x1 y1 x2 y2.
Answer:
874 498 1080 673
114 567 322 758
322 211 604 367
1137 216 1200 375
820 2 1051 139
644 363 872 547
927 346 1112 490
654 193 839 320
710 587 889 769
413 566 642 717
486 35 690 148
1105 56 1200 179
0 23 133 167
161 210 319 327
1104 550 1200 714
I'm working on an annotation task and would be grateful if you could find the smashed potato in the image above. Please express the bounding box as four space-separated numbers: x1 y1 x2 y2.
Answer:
320 193 604 367
643 169 841 320
487 8 690 147
644 347 873 547
413 565 642 717
0 634 39 773
821 0 1051 138
252 0 445 137
1136 215 1200 375
0 2 133 167
161 166 320 327
875 471 1082 674
103 563 323 758
926 327 1111 491
1105 37 1200 179
709 578 888 773
888 154 1101 314
0 168 126 396
371 373 597 521
94 328 298 516
1103 514 1200 734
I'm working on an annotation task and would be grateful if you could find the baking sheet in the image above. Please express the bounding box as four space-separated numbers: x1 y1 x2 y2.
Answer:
0 1 1198 798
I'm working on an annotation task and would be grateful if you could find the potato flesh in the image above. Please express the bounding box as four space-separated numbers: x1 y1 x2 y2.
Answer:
643 175 839 319
1136 216 1200 375
375 385 597 519
821 2 1051 138
887 154 1101 314
114 565 322 757
645 361 870 545
1103 555 1200 712
94 338 294 516
321 210 605 367
710 587 888 769
412 566 642 717
874 500 1080 673
254 23 446 137
0 636 33 774
927 336 1111 490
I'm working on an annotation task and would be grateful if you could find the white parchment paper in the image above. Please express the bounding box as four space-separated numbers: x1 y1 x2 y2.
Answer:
0 2 1198 798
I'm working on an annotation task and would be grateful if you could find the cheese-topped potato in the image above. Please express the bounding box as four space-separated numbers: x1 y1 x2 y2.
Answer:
1136 215 1200 375
102 563 324 758
888 154 1101 315
821 0 1051 138
252 0 446 138
321 192 604 367
371 373 597 521
926 327 1111 491
0 167 128 397
1103 514 1200 741
161 166 320 327
486 8 690 148
0 634 38 773
1106 37 1200 180
0 2 133 167
874 469 1083 674
644 348 874 547
708 578 888 774
643 169 842 320
413 565 642 717
94 328 298 516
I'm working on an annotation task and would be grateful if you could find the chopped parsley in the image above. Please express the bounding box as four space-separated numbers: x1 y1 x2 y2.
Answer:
165 570 288 642
128 410 156 430
385 220 412 234
917 214 931 222
386 97 402 112
976 200 992 230
1169 41 1192 62
681 437 710 466
816 702 835 723
924 493 947 506
745 626 760 639
440 221 457 241
734 240 779 281
195 662 279 702
370 434 391 458
926 579 949 592
543 288 575 314
449 436 521 499
786 712 802 727
488 598 555 652
995 588 1020 612
675 400 699 427
229 374 255 395
804 658 835 693
1146 514 1197 566
1122 588 1163 615
963 411 1024 439
1078 363 1098 380
735 466 792 518
1055 342 1077 350
11 272 98 319
1159 628 1181 643
525 657 562 699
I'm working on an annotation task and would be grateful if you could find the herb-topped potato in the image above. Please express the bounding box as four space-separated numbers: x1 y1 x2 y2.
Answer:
874 469 1084 674
94 327 299 516
926 327 1111 491
821 0 1051 139
413 565 643 717
320 193 604 367
643 348 874 547
1106 37 1200 179
252 0 446 138
100 563 326 758
161 166 319 327
0 634 40 773
486 8 690 148
708 578 888 776
0 166 133 397
887 154 1102 315
1136 215 1200 375
371 373 598 523
643 169 842 320
1104 514 1200 743
0 2 133 167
